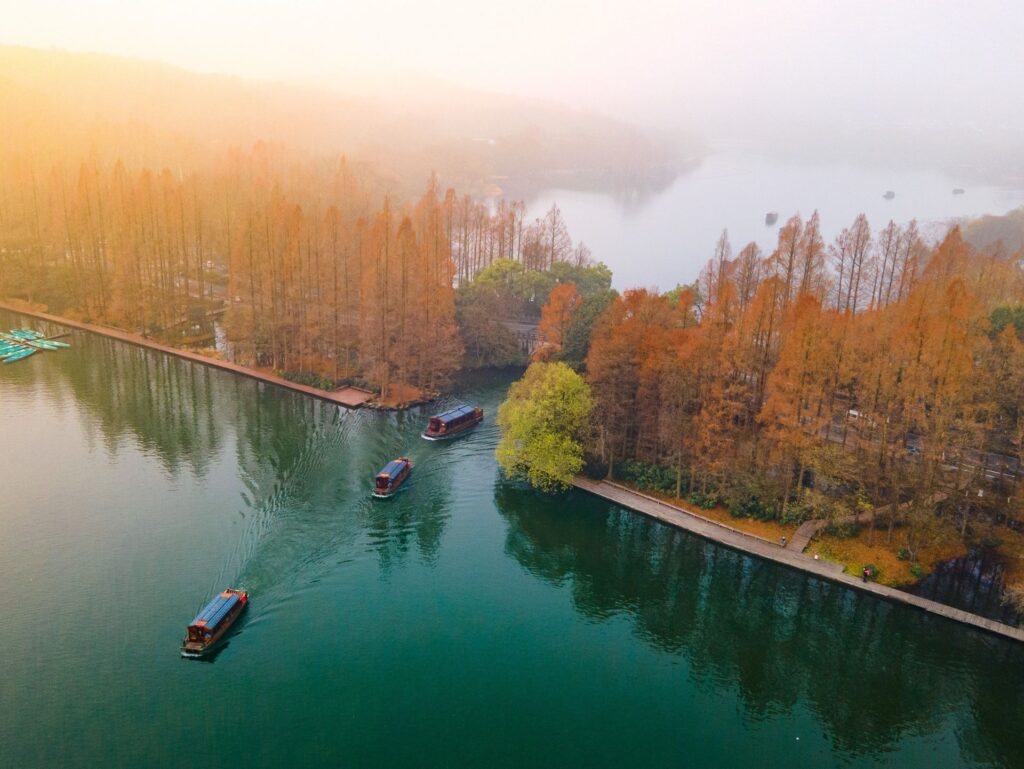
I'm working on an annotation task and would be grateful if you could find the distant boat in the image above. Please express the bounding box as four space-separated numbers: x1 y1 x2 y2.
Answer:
372 457 413 498
181 588 249 658
953 188 965 195
765 212 778 226
422 405 484 441
883 191 896 200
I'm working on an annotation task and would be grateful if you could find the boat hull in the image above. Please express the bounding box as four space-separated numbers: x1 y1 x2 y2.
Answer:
421 414 484 441
2 349 35 363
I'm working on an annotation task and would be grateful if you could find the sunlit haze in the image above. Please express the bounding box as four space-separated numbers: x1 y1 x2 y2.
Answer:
4 0 1023 136
4 4 1024 768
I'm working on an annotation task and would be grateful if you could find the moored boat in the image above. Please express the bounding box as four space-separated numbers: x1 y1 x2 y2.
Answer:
372 457 413 498
181 588 249 658
421 405 484 441
1 348 35 363
0 332 57 350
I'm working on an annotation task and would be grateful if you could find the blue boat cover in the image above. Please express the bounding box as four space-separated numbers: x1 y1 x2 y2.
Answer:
377 459 409 478
432 405 477 424
191 593 239 630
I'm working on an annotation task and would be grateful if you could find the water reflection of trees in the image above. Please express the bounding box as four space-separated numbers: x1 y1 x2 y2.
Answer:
8 317 452 584
365 493 450 575
496 483 1024 766
20 331 225 478
221 381 452 585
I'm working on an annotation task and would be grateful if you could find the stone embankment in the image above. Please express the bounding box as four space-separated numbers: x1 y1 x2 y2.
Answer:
573 477 1024 644
0 301 374 408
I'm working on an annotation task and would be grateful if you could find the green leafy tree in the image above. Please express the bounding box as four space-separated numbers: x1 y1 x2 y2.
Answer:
561 290 617 365
990 305 1024 341
497 362 593 491
549 261 613 298
455 284 525 367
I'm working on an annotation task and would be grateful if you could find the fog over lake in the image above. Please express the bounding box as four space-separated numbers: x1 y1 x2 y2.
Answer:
529 151 1024 290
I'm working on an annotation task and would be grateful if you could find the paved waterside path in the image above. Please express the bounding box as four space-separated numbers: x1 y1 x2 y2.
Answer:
0 302 374 408
573 477 1024 644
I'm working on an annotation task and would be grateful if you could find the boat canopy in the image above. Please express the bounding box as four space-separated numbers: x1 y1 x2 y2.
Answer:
432 405 477 425
376 459 409 479
190 592 240 630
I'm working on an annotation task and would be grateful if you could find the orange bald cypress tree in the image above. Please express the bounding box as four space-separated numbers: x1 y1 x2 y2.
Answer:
535 282 582 360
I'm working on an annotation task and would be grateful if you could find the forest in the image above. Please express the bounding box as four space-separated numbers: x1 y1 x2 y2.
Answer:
0 45 638 400
507 212 1024 605
0 138 606 397
499 215 1024 602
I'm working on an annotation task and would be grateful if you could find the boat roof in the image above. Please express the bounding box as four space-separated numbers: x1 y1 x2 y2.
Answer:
190 592 240 630
376 458 409 478
432 405 477 423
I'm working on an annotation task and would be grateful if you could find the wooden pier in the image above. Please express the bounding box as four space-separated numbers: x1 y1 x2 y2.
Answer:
0 302 375 408
573 477 1024 645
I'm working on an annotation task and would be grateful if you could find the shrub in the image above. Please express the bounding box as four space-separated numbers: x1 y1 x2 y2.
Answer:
725 476 781 521
897 547 911 561
825 521 859 539
687 491 721 510
910 562 925 579
728 492 776 521
281 370 335 390
863 563 882 581
618 460 677 494
780 502 820 525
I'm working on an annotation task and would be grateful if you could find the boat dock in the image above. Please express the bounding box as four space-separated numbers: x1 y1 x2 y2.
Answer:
572 476 1024 645
0 302 374 408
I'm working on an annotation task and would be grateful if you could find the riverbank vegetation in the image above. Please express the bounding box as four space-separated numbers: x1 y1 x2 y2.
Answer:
0 131 605 400
457 259 614 368
503 212 1024 607
0 46 636 401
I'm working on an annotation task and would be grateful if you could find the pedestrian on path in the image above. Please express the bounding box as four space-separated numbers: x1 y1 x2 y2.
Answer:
780 535 787 548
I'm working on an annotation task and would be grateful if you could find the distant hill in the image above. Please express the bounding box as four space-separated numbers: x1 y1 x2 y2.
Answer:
964 207 1024 256
0 46 686 200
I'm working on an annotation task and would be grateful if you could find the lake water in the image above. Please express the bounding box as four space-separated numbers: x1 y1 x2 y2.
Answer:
2 309 1024 768
529 151 1024 289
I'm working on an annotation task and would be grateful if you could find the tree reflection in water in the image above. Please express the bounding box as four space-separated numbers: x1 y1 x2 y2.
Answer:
1 312 452 589
496 482 1024 767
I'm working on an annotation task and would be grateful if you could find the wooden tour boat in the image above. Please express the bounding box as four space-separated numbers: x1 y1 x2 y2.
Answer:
181 588 249 658
372 457 413 498
421 405 484 441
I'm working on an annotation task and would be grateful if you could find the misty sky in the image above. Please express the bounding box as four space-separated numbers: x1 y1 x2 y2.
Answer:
3 0 1023 135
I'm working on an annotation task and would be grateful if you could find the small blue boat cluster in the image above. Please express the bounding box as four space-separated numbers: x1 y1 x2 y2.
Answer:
0 328 70 364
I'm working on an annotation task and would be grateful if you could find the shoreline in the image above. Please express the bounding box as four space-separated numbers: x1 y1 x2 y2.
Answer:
0 301 376 409
572 477 1024 645
7 297 1018 643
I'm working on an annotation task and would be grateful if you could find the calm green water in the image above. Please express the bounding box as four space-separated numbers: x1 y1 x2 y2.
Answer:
1 311 1023 769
